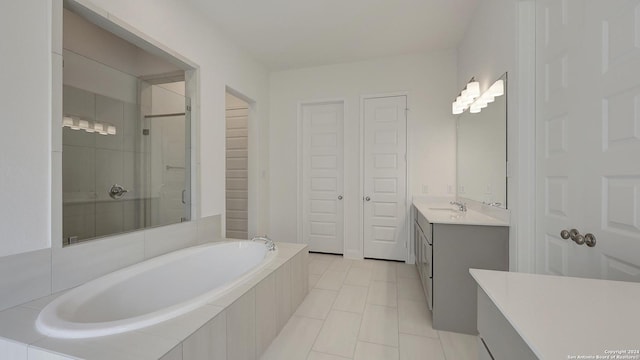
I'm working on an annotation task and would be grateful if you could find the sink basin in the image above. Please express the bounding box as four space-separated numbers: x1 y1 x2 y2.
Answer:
428 207 459 213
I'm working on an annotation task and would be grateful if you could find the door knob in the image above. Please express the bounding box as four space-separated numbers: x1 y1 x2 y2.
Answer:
573 233 585 245
560 228 595 247
569 229 580 240
338 195 343 200
584 233 596 247
364 196 371 201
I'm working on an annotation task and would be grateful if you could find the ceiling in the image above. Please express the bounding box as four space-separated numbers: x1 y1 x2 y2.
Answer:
186 0 479 71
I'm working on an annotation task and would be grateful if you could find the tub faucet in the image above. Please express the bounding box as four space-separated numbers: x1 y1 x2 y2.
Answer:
252 235 276 251
450 201 467 212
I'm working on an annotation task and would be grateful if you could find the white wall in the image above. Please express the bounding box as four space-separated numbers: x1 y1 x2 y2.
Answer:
269 51 457 258
0 0 52 257
456 0 536 272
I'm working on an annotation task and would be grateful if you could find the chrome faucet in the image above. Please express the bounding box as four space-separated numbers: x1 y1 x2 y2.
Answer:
450 201 467 212
251 235 276 251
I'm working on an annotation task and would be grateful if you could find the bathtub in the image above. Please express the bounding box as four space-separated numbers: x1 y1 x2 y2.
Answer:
36 241 276 339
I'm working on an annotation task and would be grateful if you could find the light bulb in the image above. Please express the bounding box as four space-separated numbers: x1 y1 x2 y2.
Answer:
70 118 81 130
63 116 74 128
466 81 480 99
490 80 504 97
107 125 116 135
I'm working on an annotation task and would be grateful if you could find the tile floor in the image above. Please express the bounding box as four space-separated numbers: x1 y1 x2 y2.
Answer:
260 253 478 360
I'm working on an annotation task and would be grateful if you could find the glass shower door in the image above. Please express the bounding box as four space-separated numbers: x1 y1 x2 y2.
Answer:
140 81 191 228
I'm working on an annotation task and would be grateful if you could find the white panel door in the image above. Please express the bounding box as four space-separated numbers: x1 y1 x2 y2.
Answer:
536 0 640 280
363 96 407 261
302 102 344 253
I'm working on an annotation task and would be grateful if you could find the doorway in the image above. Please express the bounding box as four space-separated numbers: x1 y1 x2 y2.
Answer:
225 92 249 239
362 95 408 261
301 101 345 254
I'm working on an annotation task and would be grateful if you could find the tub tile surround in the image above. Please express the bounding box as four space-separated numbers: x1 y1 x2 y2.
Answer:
262 253 479 360
0 249 51 312
143 222 199 259
0 241 308 360
0 215 223 313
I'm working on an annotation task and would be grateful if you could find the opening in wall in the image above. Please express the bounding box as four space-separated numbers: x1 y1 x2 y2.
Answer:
58 1 198 246
225 92 250 239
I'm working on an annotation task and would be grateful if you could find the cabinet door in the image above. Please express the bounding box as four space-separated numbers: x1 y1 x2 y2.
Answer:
478 338 494 360
414 221 422 273
422 232 433 309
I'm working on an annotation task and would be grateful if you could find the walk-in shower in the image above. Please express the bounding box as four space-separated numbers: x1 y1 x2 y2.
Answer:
61 8 191 245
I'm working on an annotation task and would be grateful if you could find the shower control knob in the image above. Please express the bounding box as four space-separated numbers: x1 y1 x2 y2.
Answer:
108 184 128 199
560 230 570 240
365 196 371 201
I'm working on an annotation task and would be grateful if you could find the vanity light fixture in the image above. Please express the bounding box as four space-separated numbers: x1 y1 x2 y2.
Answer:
469 79 505 114
452 78 480 114
62 115 117 136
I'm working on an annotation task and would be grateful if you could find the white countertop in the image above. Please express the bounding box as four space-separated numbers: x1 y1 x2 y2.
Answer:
470 269 640 359
413 198 509 226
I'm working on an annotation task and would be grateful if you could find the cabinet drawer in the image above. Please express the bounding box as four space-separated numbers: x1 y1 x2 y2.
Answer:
422 238 433 309
416 211 432 244
424 238 433 279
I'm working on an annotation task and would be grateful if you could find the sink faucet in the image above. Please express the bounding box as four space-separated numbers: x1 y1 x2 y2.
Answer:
251 235 277 251
450 201 467 212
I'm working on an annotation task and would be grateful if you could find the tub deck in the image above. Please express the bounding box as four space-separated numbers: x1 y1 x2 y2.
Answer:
0 241 308 360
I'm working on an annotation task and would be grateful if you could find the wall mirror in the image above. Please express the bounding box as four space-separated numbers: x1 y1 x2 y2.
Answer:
62 7 192 245
456 73 507 208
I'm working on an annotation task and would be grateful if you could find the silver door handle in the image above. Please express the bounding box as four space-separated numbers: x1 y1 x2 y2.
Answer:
584 233 596 247
364 196 371 201
560 229 595 247
338 195 343 200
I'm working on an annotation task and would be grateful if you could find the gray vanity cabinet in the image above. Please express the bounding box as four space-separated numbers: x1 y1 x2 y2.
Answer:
413 207 509 335
477 287 538 360
414 211 433 309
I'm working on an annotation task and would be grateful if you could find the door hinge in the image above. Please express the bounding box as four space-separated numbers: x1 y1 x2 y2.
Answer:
186 105 192 112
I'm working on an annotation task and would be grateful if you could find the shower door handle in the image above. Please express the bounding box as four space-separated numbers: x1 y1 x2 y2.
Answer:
182 190 187 204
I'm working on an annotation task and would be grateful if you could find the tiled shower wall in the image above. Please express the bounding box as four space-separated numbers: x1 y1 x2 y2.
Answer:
62 84 143 241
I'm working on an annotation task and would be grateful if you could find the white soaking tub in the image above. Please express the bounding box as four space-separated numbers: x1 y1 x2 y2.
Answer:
36 241 276 339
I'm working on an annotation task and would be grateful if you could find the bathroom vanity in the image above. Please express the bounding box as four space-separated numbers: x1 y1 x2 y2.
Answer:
413 198 509 334
471 269 640 359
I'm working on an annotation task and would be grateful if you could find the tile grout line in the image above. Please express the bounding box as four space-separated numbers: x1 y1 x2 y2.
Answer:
396 262 402 359
306 262 352 360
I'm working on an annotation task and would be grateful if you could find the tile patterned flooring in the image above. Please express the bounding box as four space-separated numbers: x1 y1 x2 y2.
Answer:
260 253 478 360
